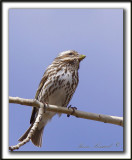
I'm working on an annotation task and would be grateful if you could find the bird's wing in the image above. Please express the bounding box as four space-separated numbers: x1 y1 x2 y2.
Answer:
30 71 48 124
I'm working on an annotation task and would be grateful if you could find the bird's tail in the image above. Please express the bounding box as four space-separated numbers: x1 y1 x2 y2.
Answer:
18 124 44 147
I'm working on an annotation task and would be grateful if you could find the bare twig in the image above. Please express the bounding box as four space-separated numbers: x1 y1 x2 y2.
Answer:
9 96 123 126
9 96 123 151
9 101 44 151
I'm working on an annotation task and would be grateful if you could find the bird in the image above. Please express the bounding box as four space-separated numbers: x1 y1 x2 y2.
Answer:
18 50 86 147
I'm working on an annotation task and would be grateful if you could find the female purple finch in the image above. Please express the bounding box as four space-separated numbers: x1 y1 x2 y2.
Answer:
19 50 86 147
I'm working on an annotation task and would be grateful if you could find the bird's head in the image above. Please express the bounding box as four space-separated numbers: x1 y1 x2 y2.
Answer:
55 50 86 66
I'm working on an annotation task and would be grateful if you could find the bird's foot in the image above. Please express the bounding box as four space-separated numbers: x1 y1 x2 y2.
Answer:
67 105 77 117
44 102 48 113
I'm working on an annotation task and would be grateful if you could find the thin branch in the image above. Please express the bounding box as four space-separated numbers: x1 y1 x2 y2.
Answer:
9 96 123 127
9 101 44 151
9 96 123 151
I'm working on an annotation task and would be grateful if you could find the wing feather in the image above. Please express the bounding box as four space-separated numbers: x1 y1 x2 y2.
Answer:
30 71 48 124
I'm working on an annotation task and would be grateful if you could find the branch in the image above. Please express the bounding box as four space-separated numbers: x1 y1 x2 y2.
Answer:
9 96 123 151
9 100 44 151
9 96 123 126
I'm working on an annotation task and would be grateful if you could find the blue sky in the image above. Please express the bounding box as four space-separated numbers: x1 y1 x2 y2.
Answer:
9 9 123 151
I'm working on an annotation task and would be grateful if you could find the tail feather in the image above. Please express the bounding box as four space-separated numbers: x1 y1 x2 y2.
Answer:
31 127 44 147
18 124 44 147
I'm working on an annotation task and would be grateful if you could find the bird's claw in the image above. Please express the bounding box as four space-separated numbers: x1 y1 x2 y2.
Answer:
44 102 48 113
67 105 77 117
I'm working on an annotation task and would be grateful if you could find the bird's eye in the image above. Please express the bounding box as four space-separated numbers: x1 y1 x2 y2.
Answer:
68 53 73 55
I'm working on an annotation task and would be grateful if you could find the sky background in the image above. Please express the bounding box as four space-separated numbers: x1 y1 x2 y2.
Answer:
9 9 123 151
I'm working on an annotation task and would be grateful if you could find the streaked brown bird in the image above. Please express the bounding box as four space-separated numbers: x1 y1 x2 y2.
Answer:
19 50 86 147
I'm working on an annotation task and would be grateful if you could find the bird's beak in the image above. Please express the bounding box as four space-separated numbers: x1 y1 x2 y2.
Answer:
78 54 86 62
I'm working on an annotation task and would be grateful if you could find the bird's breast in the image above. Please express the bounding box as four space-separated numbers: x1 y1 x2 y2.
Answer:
38 69 78 107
